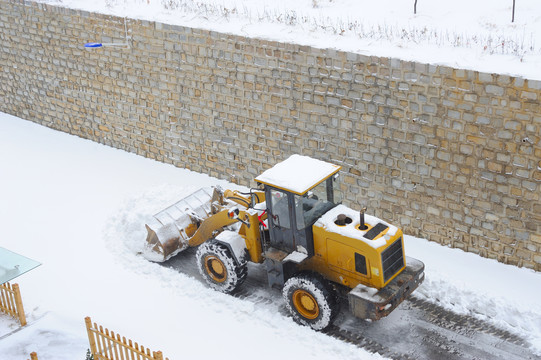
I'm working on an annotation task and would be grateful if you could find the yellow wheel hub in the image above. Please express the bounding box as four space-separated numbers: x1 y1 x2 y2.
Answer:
292 289 319 320
204 255 227 283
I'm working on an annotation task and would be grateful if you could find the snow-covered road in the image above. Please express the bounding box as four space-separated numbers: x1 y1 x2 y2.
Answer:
1 113 541 359
0 113 382 359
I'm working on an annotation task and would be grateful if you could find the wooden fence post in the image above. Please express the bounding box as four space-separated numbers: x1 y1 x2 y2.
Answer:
85 317 98 357
12 284 27 326
154 351 164 360
29 352 38 360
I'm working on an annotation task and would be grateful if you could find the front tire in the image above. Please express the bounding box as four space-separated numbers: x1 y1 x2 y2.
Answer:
282 273 338 331
196 240 247 293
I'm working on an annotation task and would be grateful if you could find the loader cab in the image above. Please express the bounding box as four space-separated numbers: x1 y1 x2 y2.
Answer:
255 155 342 257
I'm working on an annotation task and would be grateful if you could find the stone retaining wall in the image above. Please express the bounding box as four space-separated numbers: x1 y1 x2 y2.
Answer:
1 1 540 270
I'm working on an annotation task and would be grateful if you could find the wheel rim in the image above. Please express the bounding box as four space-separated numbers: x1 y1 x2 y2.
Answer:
204 255 227 283
292 289 319 320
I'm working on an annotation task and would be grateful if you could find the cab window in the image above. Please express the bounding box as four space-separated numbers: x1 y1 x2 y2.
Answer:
294 180 335 229
270 189 290 229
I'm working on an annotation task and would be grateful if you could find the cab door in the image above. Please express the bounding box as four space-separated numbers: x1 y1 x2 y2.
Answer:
267 188 296 253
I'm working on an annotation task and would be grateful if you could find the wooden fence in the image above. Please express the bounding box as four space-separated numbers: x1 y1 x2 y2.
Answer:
28 352 38 360
85 317 169 360
0 282 27 326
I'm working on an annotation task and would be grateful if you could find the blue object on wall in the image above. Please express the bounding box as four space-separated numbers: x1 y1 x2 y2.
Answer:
84 42 104 48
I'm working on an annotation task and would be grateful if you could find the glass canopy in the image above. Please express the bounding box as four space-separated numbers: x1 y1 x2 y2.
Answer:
0 247 41 285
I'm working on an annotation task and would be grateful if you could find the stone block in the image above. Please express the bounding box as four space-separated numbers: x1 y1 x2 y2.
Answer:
302 103 326 114
516 169 530 178
485 85 504 96
527 80 541 90
521 91 537 100
447 109 460 119
497 130 513 140
478 73 493 82
341 99 353 108
367 125 382 137
437 151 450 161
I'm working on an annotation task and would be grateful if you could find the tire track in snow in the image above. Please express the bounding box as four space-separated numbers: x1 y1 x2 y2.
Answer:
161 248 540 360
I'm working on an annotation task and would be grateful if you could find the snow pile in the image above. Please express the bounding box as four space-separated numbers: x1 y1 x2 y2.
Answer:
35 0 541 80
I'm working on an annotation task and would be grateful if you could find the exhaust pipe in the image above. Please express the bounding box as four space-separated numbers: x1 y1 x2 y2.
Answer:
359 206 368 230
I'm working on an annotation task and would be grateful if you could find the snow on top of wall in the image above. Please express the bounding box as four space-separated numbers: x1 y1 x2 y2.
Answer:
35 0 541 81
315 204 399 249
255 154 340 195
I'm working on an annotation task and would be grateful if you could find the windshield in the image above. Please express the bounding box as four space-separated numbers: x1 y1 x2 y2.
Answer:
294 176 341 229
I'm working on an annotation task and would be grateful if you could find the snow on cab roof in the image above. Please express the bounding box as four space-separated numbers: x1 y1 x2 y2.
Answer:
255 154 341 195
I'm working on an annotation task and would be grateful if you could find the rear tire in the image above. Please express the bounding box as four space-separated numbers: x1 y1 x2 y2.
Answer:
196 240 247 293
282 273 338 331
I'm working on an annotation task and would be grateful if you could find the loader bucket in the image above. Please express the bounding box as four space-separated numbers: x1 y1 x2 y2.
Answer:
142 187 216 262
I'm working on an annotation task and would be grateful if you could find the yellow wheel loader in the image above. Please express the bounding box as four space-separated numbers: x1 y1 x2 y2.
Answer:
143 155 424 330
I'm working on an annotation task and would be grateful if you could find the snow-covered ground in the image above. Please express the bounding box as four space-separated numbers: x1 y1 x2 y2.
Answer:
1 113 541 359
0 113 385 360
37 0 541 80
